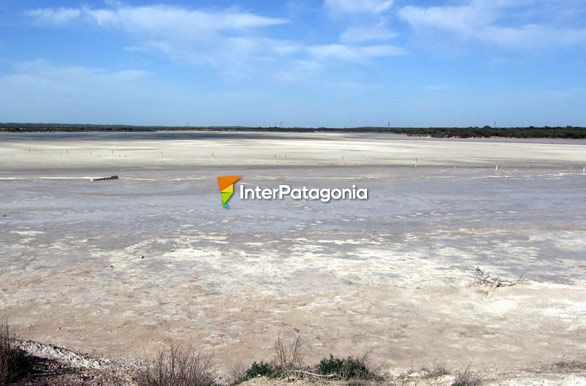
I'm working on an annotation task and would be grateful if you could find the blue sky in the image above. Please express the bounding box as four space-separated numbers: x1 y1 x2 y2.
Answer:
1 0 585 127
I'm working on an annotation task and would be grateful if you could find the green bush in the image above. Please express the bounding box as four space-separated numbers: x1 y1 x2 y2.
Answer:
316 354 374 380
242 361 280 380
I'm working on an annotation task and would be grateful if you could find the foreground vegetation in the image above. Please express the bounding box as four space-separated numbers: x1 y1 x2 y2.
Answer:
139 337 381 385
0 321 33 384
1 123 585 139
2 319 585 385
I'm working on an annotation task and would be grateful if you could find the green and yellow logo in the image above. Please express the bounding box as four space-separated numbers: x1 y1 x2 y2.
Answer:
217 176 241 208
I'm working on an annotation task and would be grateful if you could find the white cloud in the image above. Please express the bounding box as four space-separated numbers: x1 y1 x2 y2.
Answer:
398 0 586 49
481 24 586 48
28 4 286 31
25 3 406 76
307 43 405 62
323 0 401 66
340 23 398 43
286 0 319 15
12 60 149 82
325 0 394 15
84 5 287 33
398 5 487 35
322 0 401 64
26 4 295 76
26 7 81 25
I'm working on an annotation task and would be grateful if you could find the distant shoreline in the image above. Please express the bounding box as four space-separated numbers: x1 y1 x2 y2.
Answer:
1 123 586 139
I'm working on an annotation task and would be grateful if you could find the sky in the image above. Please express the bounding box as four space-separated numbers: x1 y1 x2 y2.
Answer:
1 0 585 127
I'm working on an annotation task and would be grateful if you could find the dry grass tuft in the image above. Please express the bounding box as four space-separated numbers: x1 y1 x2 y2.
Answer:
452 365 482 386
274 335 303 370
421 363 450 379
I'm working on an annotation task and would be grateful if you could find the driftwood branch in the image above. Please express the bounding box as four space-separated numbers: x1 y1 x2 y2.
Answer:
285 369 339 379
474 267 524 288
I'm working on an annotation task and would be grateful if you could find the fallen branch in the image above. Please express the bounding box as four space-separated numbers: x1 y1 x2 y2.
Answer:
473 267 524 288
285 369 340 379
91 175 119 182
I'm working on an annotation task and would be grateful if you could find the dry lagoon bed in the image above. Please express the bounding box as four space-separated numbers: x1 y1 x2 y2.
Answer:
0 131 585 382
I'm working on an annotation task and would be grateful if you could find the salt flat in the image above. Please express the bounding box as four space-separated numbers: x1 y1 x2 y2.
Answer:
0 131 585 377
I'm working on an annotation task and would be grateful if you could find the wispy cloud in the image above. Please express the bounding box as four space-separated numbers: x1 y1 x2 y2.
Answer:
325 0 394 15
25 2 406 78
307 43 405 62
26 7 82 25
84 5 287 32
319 0 402 69
27 5 287 31
26 4 292 76
481 24 586 49
340 23 398 43
398 0 586 49
12 60 149 82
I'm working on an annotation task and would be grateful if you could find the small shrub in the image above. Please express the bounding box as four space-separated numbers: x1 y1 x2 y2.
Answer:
138 342 215 386
552 358 586 371
237 336 304 382
452 365 481 386
316 354 375 380
317 354 344 375
422 363 450 379
242 361 280 380
0 321 33 384
274 336 303 370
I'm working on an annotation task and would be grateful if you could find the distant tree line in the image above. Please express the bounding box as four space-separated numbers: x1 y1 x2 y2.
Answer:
385 126 586 139
1 123 585 139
